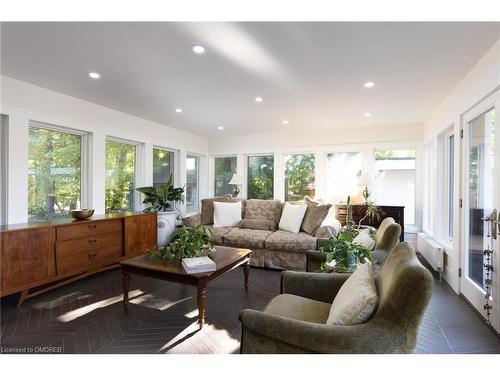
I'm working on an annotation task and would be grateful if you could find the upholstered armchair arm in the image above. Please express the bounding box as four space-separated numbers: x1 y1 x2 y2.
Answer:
182 214 201 227
280 270 349 303
240 309 387 354
305 250 326 272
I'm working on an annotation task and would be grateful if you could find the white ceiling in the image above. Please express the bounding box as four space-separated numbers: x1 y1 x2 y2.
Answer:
1 22 499 137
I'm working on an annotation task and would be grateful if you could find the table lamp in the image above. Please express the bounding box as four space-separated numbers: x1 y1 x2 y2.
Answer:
358 171 375 203
228 174 243 198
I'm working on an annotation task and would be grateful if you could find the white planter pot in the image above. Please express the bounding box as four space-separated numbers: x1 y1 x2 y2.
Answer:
157 211 178 248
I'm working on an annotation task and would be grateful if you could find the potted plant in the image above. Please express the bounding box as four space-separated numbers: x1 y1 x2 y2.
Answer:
147 225 214 263
136 174 185 247
358 199 382 227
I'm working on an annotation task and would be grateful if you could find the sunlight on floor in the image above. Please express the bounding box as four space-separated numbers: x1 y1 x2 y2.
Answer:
156 296 192 311
184 308 199 318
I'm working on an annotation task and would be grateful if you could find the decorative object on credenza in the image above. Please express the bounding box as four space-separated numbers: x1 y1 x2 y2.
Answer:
358 200 382 227
319 222 373 273
358 170 375 203
137 174 185 247
69 208 95 220
146 225 214 263
346 195 354 225
228 173 243 197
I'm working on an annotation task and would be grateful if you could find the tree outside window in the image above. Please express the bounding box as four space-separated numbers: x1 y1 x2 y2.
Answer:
105 140 136 213
284 153 315 201
247 155 274 199
214 156 237 196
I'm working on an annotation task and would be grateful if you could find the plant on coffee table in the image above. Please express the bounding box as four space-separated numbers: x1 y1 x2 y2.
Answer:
147 225 214 263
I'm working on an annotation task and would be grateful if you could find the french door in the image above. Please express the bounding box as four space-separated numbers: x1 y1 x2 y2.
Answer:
461 91 500 333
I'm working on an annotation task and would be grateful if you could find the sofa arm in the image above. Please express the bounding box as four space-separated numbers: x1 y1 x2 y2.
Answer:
280 270 350 303
182 214 201 227
306 250 326 272
240 309 384 354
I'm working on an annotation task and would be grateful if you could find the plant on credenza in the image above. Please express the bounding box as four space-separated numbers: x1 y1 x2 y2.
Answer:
358 199 382 227
146 225 214 263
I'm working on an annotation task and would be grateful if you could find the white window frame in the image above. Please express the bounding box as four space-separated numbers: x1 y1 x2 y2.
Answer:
422 140 435 235
28 120 91 217
105 136 142 212
186 153 201 214
437 125 455 244
152 145 177 186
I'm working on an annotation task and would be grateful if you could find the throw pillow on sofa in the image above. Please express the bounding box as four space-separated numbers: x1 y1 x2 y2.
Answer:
327 262 379 325
301 196 332 235
278 202 307 234
353 229 376 250
213 201 242 228
240 218 275 231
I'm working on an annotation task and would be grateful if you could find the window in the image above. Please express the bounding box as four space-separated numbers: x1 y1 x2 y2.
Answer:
326 152 362 203
375 149 416 225
28 125 83 221
247 155 274 199
153 147 175 187
214 156 237 196
423 142 434 233
444 131 455 240
105 139 136 213
186 155 199 213
284 153 315 201
1 115 8 225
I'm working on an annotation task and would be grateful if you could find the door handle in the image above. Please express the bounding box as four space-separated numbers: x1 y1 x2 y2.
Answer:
482 209 497 240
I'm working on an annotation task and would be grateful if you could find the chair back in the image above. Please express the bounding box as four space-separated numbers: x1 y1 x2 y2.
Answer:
373 242 433 351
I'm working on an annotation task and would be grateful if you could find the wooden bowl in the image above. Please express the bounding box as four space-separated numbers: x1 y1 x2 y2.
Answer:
70 209 95 220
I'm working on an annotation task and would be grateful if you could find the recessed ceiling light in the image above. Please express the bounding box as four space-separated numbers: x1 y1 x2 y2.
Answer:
255 97 263 103
192 45 205 54
217 126 224 130
364 112 372 117
88 72 100 79
364 81 375 88
175 108 183 113
282 120 289 124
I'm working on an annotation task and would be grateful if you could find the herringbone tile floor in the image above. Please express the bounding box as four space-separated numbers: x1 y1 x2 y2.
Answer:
1 265 500 354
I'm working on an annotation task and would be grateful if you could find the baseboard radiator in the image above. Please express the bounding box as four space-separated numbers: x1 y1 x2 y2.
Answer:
416 232 444 276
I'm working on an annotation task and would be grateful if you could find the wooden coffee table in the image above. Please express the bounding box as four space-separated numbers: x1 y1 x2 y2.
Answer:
120 246 252 328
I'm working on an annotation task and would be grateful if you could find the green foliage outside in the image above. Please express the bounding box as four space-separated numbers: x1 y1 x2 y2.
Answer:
147 225 214 262
214 157 236 196
105 141 135 213
284 153 315 201
28 127 81 221
247 155 274 199
152 148 173 187
375 149 415 160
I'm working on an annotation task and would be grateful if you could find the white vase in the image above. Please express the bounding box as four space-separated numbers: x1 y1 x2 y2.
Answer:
157 211 178 248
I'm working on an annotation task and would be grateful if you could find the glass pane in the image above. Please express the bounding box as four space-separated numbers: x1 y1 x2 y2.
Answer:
326 152 362 203
374 149 416 225
214 156 237 197
448 135 455 238
153 148 174 187
284 153 315 201
247 155 274 199
105 140 136 213
28 126 82 221
186 155 199 213
467 108 495 290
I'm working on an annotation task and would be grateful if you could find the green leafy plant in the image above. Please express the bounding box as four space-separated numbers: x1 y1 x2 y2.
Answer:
147 225 214 262
358 199 382 227
320 223 373 272
136 174 185 212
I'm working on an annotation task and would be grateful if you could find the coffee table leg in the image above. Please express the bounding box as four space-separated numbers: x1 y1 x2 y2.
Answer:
243 260 250 291
122 269 130 310
197 286 206 328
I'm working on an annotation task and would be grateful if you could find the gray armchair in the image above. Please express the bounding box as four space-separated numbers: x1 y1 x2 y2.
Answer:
306 217 402 273
240 242 433 353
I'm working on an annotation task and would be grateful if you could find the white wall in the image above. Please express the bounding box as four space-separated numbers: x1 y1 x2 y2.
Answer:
422 39 500 292
0 75 209 224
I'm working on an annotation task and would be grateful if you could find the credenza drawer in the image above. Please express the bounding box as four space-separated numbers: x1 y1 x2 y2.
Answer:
56 232 122 275
56 220 122 241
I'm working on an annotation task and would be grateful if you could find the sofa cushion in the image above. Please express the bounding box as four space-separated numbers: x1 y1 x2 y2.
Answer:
244 199 283 230
264 294 331 324
265 230 317 253
201 197 246 225
240 218 275 231
205 225 234 245
301 197 332 235
223 228 273 249
327 262 379 325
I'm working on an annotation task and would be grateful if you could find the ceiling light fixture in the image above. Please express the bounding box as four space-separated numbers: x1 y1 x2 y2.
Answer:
364 81 375 88
364 112 372 117
88 72 100 79
192 45 205 54
282 120 289 124
217 126 224 130
175 108 183 113
255 97 263 102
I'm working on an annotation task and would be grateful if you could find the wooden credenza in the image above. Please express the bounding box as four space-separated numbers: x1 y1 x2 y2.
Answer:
335 204 405 242
0 212 157 303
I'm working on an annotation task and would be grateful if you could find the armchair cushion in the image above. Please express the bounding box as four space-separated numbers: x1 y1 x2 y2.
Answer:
327 262 378 325
264 294 331 324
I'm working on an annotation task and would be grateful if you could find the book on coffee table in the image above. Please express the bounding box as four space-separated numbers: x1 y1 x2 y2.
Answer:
182 256 216 274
